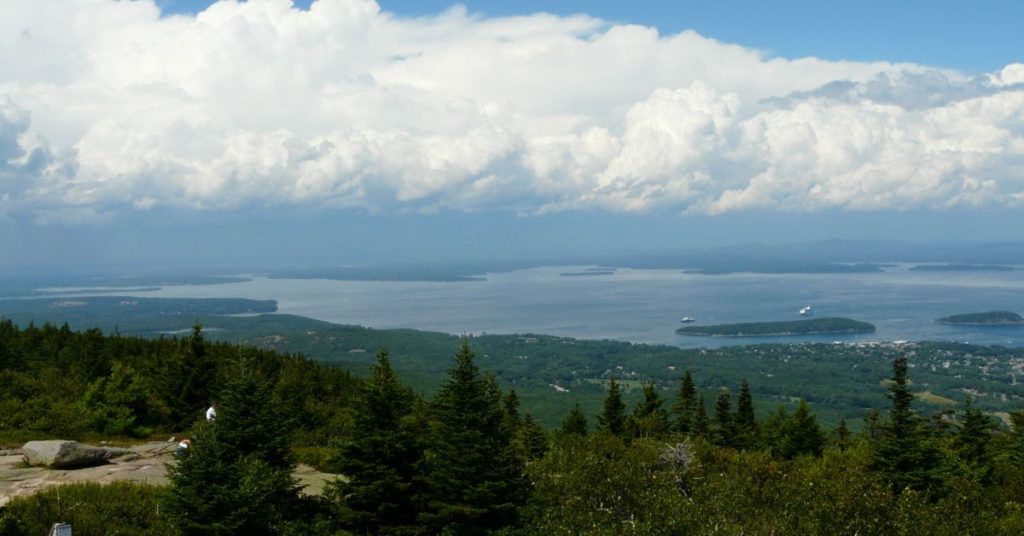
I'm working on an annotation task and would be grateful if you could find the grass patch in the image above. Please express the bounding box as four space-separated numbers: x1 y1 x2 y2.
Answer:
582 378 646 391
914 390 957 405
879 378 914 387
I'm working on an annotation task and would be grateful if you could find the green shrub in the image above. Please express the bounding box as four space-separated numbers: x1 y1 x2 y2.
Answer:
293 445 334 471
0 482 175 536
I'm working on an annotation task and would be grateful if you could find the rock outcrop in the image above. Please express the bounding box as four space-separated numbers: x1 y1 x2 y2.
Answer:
21 440 132 469
2 440 336 507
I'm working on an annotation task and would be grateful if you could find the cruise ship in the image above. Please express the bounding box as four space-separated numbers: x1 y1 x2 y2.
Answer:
799 306 813 316
680 316 696 323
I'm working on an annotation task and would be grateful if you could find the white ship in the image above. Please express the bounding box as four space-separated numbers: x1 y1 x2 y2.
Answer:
680 316 696 323
799 305 813 316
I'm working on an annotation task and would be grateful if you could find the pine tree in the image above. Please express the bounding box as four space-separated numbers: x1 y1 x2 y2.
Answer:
957 396 994 481
863 409 882 441
327 349 422 534
213 357 293 469
598 377 627 438
763 406 790 457
630 382 669 439
833 417 851 451
734 379 758 449
517 414 549 461
171 322 219 428
872 356 941 494
166 362 301 534
780 400 826 458
1010 410 1024 463
714 388 734 447
888 357 916 433
418 338 526 533
560 402 588 436
672 370 697 434
503 389 522 436
692 392 710 439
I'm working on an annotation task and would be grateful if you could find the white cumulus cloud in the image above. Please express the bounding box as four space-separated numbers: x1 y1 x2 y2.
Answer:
1 0 1023 223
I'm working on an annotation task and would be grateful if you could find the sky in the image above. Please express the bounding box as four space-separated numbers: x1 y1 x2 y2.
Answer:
154 0 1024 72
1 0 1023 271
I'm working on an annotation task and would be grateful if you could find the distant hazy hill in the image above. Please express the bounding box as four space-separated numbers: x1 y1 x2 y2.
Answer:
911 264 1015 272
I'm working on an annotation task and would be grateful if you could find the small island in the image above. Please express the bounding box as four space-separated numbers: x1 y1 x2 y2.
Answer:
559 270 616 277
676 317 876 337
936 311 1024 326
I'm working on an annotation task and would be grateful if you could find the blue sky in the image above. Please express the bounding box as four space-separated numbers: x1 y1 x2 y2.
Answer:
157 0 1024 72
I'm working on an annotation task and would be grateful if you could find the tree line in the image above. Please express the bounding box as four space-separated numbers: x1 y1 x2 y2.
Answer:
0 319 358 459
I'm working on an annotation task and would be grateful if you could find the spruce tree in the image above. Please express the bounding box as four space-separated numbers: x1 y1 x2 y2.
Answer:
598 377 627 437
734 379 758 449
763 406 790 457
672 370 697 434
327 349 422 534
213 358 293 468
863 409 882 441
873 356 941 494
957 396 994 480
171 322 219 428
630 382 669 438
714 389 734 447
517 414 549 461
419 338 526 533
166 362 301 534
560 402 588 436
1010 410 1024 463
780 400 826 458
503 389 522 436
692 392 710 439
833 417 851 451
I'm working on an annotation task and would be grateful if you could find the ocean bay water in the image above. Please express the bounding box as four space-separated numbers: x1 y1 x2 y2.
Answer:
53 266 1024 349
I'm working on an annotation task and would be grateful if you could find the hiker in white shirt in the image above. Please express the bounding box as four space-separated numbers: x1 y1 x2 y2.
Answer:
206 403 217 421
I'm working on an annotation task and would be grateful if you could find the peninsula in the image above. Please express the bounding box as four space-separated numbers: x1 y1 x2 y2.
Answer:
676 317 876 337
936 311 1024 326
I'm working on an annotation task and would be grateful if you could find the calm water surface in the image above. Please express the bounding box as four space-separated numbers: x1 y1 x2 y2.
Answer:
67 266 1024 349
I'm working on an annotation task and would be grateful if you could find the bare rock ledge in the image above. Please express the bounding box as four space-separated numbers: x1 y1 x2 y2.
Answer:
21 440 132 469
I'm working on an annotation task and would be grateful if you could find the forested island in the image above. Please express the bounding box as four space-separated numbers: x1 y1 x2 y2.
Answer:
676 317 876 337
937 311 1024 325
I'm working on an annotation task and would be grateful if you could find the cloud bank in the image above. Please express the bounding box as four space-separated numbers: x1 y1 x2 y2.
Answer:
1 0 1023 223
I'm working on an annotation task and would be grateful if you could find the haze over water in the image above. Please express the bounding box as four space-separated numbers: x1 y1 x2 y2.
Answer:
60 266 1024 349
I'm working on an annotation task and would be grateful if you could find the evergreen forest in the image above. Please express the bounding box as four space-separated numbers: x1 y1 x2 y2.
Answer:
4 320 1024 534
